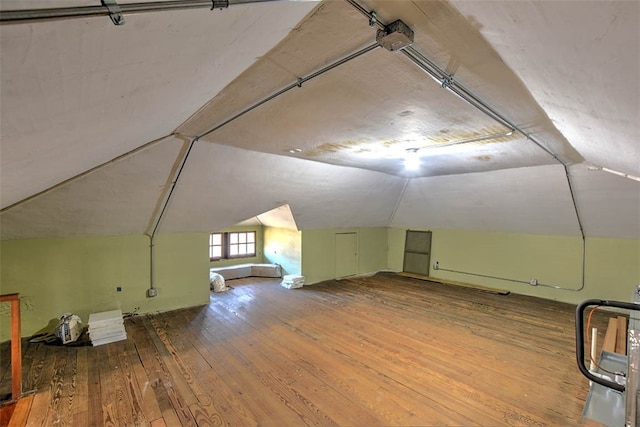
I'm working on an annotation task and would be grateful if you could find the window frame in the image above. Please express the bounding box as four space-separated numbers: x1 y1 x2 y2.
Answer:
227 231 256 259
209 231 257 261
209 232 224 261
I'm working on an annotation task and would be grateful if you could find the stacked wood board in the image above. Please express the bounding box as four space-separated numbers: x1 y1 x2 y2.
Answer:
602 315 628 355
88 309 127 346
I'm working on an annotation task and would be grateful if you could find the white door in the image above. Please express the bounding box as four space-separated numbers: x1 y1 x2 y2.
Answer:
335 232 358 278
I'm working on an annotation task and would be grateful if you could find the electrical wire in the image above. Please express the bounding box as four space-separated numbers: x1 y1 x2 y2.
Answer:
585 305 623 376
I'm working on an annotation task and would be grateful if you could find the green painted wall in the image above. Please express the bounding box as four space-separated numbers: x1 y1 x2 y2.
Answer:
387 227 407 271
0 233 210 341
208 225 265 268
387 228 640 305
358 227 389 275
301 227 389 285
4 225 637 340
153 233 211 308
264 227 301 275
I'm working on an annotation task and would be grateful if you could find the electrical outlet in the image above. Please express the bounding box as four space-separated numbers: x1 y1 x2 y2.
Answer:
147 288 158 297
433 261 440 270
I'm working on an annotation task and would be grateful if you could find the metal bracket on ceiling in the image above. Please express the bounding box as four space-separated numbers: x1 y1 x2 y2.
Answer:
101 0 124 25
368 11 378 27
441 75 454 89
376 20 414 52
211 0 229 10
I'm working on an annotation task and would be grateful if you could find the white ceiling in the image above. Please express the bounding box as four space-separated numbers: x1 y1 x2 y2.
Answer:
1 0 638 240
450 0 640 178
238 204 299 230
0 0 317 208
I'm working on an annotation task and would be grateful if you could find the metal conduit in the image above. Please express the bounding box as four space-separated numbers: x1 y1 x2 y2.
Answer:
149 139 198 240
150 42 379 234
405 47 587 292
436 239 585 291
197 42 380 139
344 0 586 291
401 47 563 163
397 49 524 145
142 42 379 295
0 0 319 24
144 137 197 296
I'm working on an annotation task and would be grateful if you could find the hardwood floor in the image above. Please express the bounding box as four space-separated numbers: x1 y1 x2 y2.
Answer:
1 272 610 426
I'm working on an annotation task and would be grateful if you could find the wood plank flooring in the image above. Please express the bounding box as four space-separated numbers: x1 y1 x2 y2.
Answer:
1 272 611 426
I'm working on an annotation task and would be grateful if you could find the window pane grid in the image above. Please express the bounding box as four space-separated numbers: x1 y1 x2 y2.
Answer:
211 231 256 260
209 232 223 260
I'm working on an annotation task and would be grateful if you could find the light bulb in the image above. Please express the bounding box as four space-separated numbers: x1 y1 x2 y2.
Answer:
404 149 421 171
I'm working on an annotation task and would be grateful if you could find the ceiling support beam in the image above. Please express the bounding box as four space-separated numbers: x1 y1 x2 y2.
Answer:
344 0 586 292
0 0 319 25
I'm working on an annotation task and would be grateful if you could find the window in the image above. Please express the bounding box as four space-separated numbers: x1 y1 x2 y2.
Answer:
210 231 256 260
228 231 256 258
209 233 223 260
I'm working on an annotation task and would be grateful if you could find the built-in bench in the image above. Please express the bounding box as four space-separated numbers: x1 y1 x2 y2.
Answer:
210 263 282 281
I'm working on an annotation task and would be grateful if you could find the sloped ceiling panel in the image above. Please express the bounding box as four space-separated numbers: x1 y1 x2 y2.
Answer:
235 204 299 229
569 165 640 240
157 142 406 232
361 0 581 164
0 1 318 209
390 164 580 236
195 48 554 177
178 1 375 138
449 0 640 177
256 204 299 230
1 0 637 241
180 0 581 178
0 136 186 239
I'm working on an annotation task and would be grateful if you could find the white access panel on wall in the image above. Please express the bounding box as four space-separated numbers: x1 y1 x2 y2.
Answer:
403 230 432 277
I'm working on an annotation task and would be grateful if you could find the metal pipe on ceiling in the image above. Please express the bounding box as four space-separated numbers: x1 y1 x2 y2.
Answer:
0 0 320 24
345 0 562 164
138 42 379 295
343 0 586 292
143 136 197 298
197 42 380 140
147 41 380 238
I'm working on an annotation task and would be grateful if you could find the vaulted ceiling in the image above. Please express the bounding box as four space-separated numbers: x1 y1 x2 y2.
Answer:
1 0 638 240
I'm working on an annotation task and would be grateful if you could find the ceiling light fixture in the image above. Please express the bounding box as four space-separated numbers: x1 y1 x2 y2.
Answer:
404 148 421 171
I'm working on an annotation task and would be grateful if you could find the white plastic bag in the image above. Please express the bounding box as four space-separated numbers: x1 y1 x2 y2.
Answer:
210 272 228 292
55 313 83 344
